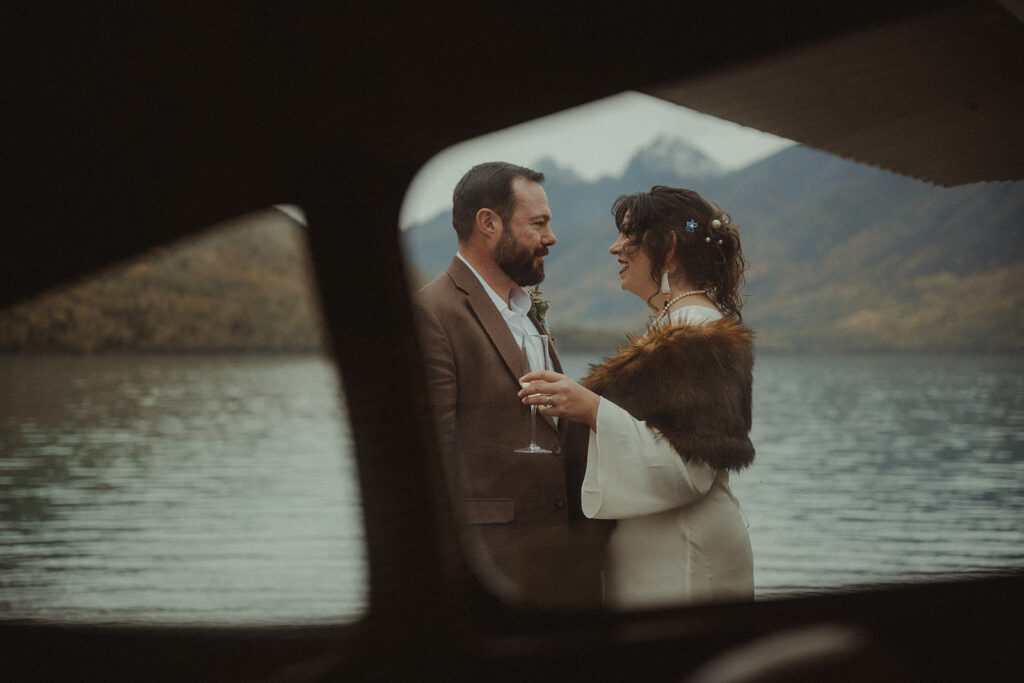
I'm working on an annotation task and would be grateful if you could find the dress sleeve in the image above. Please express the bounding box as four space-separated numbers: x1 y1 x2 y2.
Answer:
581 398 717 519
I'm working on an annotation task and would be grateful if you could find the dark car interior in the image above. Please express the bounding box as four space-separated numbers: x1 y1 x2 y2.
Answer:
3 1 1022 680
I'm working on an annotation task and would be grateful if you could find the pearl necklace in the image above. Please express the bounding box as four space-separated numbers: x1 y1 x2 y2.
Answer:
653 289 708 326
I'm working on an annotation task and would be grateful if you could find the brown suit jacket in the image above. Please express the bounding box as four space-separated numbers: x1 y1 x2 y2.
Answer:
413 256 601 606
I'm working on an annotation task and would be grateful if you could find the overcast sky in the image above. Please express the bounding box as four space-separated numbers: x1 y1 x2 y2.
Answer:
399 91 795 228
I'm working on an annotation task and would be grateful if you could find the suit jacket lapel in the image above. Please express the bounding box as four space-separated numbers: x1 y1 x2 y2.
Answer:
448 257 560 435
448 257 523 382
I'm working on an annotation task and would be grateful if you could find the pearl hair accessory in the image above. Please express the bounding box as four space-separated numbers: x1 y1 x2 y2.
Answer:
698 217 723 244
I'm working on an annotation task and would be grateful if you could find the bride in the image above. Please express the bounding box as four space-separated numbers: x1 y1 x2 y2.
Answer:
518 185 755 608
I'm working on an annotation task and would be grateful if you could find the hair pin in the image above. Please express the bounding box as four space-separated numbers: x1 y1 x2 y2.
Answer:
685 219 698 233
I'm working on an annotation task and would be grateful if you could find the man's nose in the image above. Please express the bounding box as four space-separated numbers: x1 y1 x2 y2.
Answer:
542 226 557 246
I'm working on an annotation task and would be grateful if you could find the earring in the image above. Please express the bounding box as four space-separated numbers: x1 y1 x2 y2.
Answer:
661 270 671 295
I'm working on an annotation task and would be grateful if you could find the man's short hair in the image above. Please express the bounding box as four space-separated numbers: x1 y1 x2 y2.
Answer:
451 162 545 242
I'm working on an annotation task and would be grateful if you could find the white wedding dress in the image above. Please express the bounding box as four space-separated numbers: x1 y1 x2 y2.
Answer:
581 306 754 609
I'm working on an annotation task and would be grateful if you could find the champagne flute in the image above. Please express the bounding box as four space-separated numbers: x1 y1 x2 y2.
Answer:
514 332 552 454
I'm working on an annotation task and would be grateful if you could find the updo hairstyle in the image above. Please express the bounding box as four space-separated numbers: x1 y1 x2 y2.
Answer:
611 185 747 320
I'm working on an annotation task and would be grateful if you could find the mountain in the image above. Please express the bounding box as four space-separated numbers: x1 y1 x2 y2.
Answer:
403 137 1024 352
532 156 587 185
2 139 1019 353
621 134 723 182
0 209 327 353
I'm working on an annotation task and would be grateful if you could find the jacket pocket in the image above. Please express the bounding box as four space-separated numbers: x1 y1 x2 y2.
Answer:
463 498 515 524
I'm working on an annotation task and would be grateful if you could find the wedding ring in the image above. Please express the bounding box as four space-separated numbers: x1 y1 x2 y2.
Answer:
546 395 553 407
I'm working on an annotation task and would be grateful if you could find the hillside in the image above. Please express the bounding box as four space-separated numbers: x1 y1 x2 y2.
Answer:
403 140 1024 352
2 142 1020 354
0 209 326 353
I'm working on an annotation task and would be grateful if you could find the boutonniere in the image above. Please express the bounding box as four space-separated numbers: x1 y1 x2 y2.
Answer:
528 286 550 331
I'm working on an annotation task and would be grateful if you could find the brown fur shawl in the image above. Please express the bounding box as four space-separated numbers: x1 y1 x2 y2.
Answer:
580 317 755 471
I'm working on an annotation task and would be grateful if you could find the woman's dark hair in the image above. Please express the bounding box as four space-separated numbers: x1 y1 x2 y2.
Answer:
451 162 545 242
612 185 747 320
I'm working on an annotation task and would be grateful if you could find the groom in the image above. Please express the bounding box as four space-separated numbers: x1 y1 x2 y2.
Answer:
413 162 600 606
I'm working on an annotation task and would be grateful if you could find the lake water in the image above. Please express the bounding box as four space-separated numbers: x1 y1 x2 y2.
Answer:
1 352 1022 624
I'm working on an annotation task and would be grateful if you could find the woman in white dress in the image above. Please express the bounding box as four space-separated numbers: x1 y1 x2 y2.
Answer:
519 186 754 608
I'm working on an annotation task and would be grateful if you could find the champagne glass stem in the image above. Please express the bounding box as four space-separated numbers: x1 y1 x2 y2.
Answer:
529 404 538 447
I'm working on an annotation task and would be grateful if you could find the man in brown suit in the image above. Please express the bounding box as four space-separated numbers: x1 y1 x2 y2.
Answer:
413 162 600 607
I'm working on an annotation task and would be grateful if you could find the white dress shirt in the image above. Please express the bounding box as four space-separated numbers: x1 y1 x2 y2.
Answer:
455 252 548 373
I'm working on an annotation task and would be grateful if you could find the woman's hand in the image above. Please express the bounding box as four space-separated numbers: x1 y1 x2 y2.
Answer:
518 370 600 431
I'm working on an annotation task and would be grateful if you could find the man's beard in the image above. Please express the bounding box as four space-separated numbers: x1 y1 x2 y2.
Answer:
495 229 547 286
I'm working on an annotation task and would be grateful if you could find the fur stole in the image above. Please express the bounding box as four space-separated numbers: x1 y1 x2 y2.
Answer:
581 317 755 471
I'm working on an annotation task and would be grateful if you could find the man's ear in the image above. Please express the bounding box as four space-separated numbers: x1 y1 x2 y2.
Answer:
475 208 501 238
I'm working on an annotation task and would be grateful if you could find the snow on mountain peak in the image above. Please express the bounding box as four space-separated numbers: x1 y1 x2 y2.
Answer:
630 135 722 178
